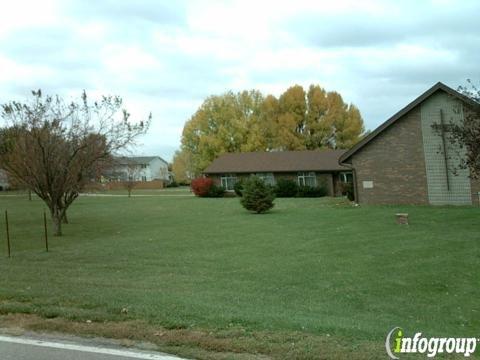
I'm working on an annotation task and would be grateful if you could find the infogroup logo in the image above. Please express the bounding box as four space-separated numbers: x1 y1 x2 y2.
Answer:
385 327 478 359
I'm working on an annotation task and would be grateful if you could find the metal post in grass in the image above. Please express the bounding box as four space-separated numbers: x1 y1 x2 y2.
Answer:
43 210 49 252
5 210 10 258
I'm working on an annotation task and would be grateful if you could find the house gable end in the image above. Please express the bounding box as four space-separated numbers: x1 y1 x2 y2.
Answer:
339 82 479 164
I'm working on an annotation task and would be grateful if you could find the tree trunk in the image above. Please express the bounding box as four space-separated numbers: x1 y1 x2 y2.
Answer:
50 205 63 236
62 211 69 224
52 213 62 236
128 189 131 197
28 190 32 201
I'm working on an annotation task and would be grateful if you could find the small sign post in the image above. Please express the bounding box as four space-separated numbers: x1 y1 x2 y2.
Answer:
43 210 48 252
5 210 10 258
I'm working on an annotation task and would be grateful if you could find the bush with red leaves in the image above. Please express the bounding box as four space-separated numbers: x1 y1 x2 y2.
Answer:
191 177 213 196
191 177 225 197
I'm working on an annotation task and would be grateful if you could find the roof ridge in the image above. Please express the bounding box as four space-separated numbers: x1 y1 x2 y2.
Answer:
204 149 348 173
339 82 479 164
218 149 346 155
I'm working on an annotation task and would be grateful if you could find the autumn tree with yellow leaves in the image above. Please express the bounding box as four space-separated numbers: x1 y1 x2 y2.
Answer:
173 84 365 179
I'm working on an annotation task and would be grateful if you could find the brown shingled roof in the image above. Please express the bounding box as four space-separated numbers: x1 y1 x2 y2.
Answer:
204 150 347 174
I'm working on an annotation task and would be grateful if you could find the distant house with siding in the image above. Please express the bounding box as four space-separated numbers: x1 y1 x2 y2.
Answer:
339 82 480 205
203 150 352 196
107 156 170 183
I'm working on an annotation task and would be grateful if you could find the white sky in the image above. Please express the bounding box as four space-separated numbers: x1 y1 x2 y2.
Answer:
0 0 479 161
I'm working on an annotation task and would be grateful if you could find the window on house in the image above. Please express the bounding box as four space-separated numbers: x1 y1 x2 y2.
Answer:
297 172 317 187
141 176 147 182
141 164 147 169
339 172 353 183
256 172 275 186
220 174 237 190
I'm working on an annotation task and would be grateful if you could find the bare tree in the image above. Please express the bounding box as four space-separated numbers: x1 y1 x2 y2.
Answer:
0 90 150 236
431 81 480 179
455 80 480 178
123 161 142 197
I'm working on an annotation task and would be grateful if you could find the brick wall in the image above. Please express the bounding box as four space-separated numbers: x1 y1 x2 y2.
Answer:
351 106 429 204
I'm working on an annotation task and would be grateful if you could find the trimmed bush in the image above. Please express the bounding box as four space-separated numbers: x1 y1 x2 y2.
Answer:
191 178 225 197
234 179 244 197
166 181 179 188
274 178 327 198
296 185 327 197
207 184 225 198
191 177 214 197
240 176 275 214
274 178 298 197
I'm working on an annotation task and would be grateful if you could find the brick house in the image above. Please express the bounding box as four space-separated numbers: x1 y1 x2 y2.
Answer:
203 150 352 196
339 82 480 205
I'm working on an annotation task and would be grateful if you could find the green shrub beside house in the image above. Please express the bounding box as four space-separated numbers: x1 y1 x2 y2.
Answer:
296 185 327 197
275 178 298 197
234 176 328 199
240 176 275 213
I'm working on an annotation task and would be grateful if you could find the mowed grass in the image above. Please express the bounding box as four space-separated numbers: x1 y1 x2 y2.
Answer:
83 186 194 196
0 194 479 358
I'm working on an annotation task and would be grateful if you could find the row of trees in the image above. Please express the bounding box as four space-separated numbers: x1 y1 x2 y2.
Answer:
173 84 365 181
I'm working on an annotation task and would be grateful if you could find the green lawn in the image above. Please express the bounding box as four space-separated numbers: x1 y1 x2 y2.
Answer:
83 186 193 196
0 195 478 359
